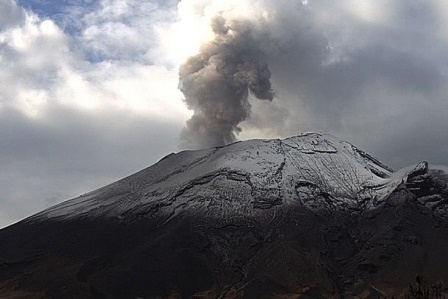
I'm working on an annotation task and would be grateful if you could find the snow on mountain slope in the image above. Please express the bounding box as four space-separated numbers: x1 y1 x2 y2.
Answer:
27 133 406 224
4 133 448 299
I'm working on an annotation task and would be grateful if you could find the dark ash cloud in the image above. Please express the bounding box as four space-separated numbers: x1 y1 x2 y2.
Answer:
179 16 274 149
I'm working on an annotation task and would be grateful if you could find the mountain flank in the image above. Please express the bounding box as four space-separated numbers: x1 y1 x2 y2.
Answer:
1 133 448 298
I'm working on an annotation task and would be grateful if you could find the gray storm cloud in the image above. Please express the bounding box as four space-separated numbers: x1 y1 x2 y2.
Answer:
179 16 274 149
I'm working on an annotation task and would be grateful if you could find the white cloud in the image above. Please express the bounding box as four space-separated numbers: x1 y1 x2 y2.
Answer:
0 0 190 119
0 0 189 227
77 0 176 63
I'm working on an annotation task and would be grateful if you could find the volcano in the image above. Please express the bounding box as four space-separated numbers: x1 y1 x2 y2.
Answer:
1 133 448 298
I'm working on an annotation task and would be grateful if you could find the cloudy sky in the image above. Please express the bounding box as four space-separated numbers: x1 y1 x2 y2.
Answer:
1 0 447 227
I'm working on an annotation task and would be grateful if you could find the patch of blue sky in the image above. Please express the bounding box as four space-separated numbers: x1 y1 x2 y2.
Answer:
18 0 98 33
17 0 180 65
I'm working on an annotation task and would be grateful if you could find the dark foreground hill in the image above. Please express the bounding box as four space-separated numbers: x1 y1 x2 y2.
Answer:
1 133 448 298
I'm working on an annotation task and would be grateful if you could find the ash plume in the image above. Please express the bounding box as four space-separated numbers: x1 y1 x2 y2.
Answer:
179 16 274 149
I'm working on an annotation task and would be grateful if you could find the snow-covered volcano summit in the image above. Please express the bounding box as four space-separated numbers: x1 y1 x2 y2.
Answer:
30 133 395 224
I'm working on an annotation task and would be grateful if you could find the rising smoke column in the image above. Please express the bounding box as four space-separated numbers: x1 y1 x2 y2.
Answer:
179 16 274 149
